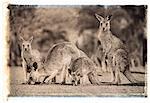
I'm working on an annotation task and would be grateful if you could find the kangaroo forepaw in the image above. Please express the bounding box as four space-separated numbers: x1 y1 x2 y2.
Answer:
111 79 121 85
44 80 52 84
30 81 36 85
60 81 65 85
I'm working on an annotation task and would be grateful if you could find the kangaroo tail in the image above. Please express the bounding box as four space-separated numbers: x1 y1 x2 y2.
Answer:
123 69 139 83
88 72 101 85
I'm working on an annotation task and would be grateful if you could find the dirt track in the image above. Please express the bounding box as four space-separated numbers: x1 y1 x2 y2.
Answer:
9 67 146 97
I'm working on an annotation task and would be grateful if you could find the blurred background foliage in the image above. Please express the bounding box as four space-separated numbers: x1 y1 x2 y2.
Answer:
7 5 147 67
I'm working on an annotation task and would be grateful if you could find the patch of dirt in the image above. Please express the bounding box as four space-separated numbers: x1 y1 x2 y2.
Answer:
9 67 146 97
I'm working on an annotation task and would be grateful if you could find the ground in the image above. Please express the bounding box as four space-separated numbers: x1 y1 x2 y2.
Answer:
9 66 146 97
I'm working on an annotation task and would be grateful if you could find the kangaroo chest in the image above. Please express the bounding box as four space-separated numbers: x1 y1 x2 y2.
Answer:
99 34 112 54
99 33 125 55
23 51 33 64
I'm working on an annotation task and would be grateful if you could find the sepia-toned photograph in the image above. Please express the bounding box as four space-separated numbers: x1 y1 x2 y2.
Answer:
7 5 147 97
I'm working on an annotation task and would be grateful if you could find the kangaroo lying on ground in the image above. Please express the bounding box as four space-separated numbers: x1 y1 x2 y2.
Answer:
95 14 141 84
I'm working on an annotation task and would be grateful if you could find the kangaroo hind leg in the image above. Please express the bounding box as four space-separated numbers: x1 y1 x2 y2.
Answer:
114 66 121 84
60 65 67 85
44 69 59 84
111 56 121 84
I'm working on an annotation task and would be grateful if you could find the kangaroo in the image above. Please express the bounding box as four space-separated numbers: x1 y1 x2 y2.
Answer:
39 42 87 84
68 57 101 86
20 36 42 84
95 14 139 84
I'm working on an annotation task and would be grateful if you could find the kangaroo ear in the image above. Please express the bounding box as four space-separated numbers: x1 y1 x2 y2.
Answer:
95 13 104 21
106 15 112 21
19 36 25 42
28 36 33 43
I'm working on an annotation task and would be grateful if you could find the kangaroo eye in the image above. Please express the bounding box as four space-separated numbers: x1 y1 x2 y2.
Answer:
100 23 103 26
106 23 108 26
27 44 29 47
23 44 24 47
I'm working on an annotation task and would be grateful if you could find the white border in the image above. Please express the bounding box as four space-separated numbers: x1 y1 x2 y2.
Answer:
9 0 149 5
0 0 149 103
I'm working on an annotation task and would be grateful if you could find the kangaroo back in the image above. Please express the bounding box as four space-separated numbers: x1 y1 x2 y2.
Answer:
44 42 85 69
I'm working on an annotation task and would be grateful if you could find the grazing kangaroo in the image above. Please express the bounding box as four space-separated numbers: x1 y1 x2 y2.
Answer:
20 36 42 84
95 14 139 84
39 42 88 84
68 57 101 86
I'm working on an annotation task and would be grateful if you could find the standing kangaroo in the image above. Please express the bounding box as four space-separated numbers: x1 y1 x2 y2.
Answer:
20 36 42 84
41 42 87 84
95 14 138 84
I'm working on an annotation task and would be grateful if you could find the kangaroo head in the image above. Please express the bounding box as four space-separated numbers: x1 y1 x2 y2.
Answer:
95 14 112 32
68 68 78 83
20 36 33 52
